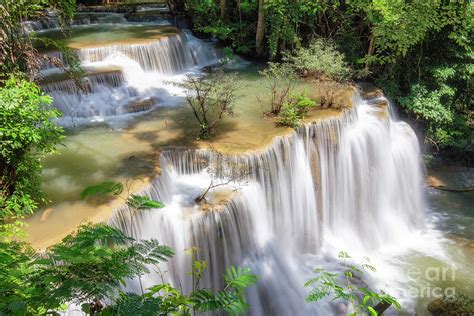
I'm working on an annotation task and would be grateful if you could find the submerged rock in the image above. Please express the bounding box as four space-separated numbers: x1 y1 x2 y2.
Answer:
123 97 156 113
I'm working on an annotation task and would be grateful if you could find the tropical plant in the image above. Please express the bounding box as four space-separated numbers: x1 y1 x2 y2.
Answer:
0 221 257 315
0 240 43 315
0 223 173 315
101 264 257 315
33 224 174 313
305 251 400 316
81 180 166 295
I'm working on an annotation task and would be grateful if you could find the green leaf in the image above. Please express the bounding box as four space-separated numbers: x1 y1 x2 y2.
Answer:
80 181 124 199
126 195 165 210
368 306 378 316
363 295 371 306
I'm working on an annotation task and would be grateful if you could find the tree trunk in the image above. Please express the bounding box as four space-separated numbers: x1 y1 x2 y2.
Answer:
220 0 227 22
364 32 376 73
256 0 265 57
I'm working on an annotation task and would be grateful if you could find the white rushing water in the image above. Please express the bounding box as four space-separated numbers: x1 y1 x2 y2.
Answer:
108 89 434 315
40 30 220 124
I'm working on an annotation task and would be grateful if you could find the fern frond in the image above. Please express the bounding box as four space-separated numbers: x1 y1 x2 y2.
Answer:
134 239 175 264
224 266 257 292
190 289 222 312
57 223 131 249
191 289 248 315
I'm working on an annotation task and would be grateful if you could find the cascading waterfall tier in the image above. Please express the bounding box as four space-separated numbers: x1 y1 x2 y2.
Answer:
40 31 220 123
77 32 217 74
22 13 134 34
109 88 425 315
22 18 61 34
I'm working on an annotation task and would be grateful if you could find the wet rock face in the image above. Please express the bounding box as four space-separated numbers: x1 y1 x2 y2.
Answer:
123 97 156 113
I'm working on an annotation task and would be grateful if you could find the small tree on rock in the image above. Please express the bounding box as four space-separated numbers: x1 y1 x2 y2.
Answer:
259 62 297 115
176 70 240 140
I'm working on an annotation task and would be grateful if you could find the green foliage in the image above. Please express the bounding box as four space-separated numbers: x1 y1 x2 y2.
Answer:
277 92 315 128
0 240 41 315
264 1 325 58
0 76 64 221
101 257 257 315
284 38 352 81
185 0 257 55
305 251 400 315
224 266 258 293
132 239 175 266
0 223 180 315
277 104 300 129
32 224 172 308
100 292 163 316
399 84 453 126
398 83 471 150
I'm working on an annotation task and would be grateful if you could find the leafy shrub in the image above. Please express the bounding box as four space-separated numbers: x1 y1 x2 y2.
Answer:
398 83 471 150
277 105 300 128
259 62 297 115
284 38 352 82
317 81 350 109
292 92 315 116
277 92 315 128
0 76 63 221
174 70 240 140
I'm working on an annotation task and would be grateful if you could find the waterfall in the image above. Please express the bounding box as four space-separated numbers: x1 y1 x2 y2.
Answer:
77 32 218 74
22 13 132 34
109 88 425 314
40 31 220 123
22 18 61 34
